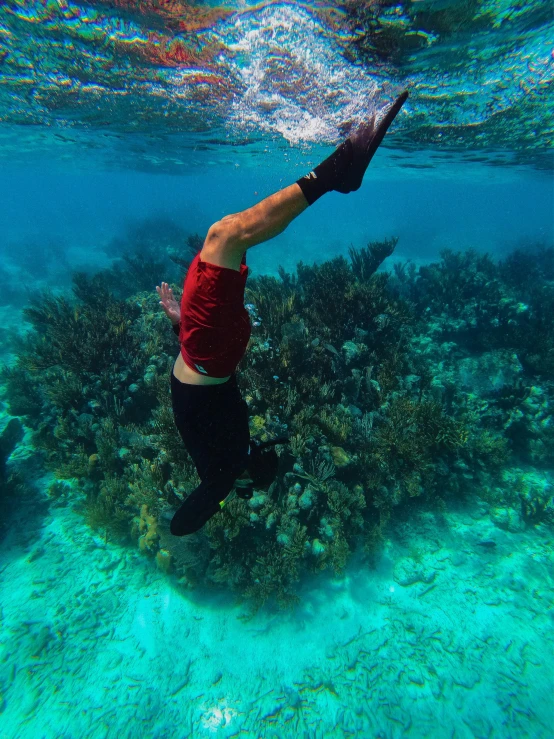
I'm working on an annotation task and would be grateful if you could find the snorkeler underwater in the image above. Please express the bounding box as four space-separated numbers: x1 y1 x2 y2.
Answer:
0 1 552 738
159 91 409 537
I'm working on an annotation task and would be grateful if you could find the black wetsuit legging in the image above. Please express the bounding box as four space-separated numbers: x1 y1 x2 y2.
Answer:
169 370 250 536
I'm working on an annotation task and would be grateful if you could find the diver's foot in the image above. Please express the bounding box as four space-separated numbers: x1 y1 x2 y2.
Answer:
335 90 409 193
295 90 408 205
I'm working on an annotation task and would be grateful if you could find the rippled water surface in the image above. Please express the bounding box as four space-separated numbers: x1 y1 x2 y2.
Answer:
1 0 552 170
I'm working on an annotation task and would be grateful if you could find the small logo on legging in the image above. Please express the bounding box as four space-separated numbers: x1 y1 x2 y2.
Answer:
195 363 208 374
303 171 317 179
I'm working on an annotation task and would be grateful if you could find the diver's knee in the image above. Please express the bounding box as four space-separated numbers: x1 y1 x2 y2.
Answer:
205 216 240 248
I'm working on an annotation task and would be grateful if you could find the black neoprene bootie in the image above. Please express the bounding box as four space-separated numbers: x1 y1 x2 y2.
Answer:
296 90 409 205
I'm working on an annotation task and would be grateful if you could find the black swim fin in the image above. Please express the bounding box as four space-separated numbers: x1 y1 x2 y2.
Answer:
296 91 409 205
335 90 409 194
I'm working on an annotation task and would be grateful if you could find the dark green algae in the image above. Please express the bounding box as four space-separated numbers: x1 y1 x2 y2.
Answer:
1 232 553 611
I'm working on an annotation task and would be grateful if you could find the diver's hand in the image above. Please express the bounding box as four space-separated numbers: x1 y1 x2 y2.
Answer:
156 282 181 325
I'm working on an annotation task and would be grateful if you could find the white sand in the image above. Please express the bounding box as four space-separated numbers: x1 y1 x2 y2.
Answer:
0 481 552 739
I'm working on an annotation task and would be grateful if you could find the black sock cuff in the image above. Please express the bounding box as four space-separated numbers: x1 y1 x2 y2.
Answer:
296 138 353 206
295 169 328 206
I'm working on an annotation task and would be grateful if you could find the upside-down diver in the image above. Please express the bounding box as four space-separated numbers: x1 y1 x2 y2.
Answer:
156 91 409 536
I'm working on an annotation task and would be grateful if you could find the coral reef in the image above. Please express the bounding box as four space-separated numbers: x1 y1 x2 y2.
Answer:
2 235 553 610
132 504 159 553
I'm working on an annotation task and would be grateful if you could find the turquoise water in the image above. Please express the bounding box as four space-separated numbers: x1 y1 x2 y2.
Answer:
0 1 553 738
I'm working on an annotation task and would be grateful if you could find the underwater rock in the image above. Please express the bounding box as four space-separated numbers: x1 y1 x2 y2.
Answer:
504 468 554 524
286 493 298 509
298 489 314 510
155 548 172 573
523 385 547 413
429 380 446 404
455 351 523 393
311 538 326 557
490 506 525 532
331 446 351 467
403 374 421 392
342 341 360 365
47 480 72 505
393 557 436 587
248 493 268 510
319 518 334 540
143 364 158 385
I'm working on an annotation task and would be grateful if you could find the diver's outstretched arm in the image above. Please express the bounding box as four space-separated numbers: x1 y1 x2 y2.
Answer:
201 91 408 271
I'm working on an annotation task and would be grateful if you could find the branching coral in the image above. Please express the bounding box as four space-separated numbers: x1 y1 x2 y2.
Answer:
246 275 298 339
326 481 366 528
349 237 398 281
151 391 194 466
297 257 355 338
126 458 166 512
243 543 302 612
465 429 510 470
85 474 132 541
367 396 468 508
21 275 138 373
132 504 160 553
293 451 336 490
3 232 552 612
316 406 353 445
416 249 499 313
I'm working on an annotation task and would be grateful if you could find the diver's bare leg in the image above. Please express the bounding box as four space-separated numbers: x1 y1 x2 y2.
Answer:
201 183 308 271
202 90 409 271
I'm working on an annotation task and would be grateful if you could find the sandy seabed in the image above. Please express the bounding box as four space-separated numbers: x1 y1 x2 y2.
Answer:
0 482 552 739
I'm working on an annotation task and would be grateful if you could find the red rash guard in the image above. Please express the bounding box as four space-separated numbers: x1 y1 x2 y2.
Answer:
178 252 251 378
